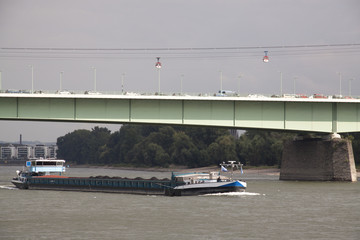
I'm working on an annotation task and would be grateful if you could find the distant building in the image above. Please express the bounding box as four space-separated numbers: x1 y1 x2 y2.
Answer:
17 145 32 159
1 145 16 159
34 145 47 158
47 145 58 158
0 144 57 160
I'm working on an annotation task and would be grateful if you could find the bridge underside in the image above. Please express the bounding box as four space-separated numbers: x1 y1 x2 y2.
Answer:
1 95 360 133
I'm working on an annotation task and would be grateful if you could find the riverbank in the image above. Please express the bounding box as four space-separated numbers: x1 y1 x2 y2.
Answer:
3 161 358 177
69 164 360 178
68 164 281 176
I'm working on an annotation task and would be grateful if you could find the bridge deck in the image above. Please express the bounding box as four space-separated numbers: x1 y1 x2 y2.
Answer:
1 93 359 133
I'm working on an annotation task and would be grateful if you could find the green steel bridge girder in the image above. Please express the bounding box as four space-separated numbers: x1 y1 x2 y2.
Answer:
0 95 360 133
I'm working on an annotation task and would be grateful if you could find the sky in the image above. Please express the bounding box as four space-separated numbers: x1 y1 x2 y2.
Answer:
0 0 360 143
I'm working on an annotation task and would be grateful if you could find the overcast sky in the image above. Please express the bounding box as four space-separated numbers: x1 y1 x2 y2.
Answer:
0 0 360 143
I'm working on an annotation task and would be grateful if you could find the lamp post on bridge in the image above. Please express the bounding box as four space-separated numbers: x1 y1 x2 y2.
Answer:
180 74 184 95
278 71 283 96
29 65 34 94
337 72 342 96
220 70 223 93
121 73 125 94
92 67 97 92
237 74 242 95
293 76 297 95
349 78 354 97
59 71 63 91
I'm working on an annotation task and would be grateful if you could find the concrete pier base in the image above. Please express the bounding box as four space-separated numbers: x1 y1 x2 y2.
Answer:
280 137 357 181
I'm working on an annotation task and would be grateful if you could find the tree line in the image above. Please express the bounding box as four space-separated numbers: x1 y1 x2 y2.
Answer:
56 125 359 168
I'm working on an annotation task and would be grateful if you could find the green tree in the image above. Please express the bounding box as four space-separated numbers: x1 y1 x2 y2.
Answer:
209 135 238 164
177 126 229 149
126 141 170 167
57 124 298 168
57 127 111 164
146 126 175 154
57 129 92 164
99 131 121 164
170 131 199 166
237 130 294 166
145 143 170 167
117 125 143 164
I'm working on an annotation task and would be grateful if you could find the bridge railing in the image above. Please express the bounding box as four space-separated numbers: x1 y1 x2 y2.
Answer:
0 89 359 100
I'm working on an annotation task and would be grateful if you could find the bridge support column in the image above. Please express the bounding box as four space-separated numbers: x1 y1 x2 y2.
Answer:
280 136 357 181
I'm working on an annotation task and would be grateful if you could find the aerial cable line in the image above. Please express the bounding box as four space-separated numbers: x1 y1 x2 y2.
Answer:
1 51 359 60
1 43 360 52
1 43 359 60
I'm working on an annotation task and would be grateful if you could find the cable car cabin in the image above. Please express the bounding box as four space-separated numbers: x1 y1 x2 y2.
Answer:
263 51 269 62
26 159 66 176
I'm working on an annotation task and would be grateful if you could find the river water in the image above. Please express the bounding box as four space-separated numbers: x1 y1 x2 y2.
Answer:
0 166 359 240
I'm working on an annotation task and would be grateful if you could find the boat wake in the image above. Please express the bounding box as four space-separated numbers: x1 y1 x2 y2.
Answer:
202 192 262 197
0 185 18 190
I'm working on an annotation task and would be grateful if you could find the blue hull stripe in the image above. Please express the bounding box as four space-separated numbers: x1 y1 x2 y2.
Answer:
221 181 245 188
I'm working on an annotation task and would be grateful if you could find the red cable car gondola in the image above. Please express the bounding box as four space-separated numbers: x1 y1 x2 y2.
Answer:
155 57 162 69
263 51 269 63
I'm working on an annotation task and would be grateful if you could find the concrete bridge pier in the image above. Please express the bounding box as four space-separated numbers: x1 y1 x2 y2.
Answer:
280 134 357 181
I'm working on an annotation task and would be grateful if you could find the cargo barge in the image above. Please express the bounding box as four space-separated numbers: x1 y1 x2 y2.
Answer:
11 159 246 196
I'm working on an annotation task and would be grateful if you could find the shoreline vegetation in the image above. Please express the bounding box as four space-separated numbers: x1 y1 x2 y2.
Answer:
68 164 360 177
69 163 281 175
57 126 295 169
3 161 358 177
56 125 360 176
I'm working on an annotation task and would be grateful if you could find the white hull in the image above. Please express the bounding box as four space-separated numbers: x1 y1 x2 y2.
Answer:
165 180 247 196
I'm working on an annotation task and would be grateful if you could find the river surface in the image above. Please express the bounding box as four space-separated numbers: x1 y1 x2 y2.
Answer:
0 166 359 240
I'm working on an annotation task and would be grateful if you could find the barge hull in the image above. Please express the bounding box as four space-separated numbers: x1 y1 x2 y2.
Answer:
26 184 166 195
15 176 174 195
166 186 245 196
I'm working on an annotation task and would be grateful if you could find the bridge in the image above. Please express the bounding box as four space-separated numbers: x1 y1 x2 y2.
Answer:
0 93 360 133
0 93 358 181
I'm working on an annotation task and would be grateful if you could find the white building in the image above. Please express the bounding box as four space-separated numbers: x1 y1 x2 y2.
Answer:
17 145 33 159
47 145 58 159
34 145 47 158
1 145 16 159
0 144 58 160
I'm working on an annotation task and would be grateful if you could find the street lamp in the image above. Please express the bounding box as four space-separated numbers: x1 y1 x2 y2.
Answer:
278 71 283 96
180 74 184 95
349 78 354 97
155 57 162 94
59 71 63 91
237 74 242 95
92 67 97 92
293 76 297 95
29 65 34 94
220 70 223 93
121 73 125 94
337 72 342 96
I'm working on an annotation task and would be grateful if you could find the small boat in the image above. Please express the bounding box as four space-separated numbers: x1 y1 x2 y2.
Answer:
11 159 246 196
167 161 246 196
